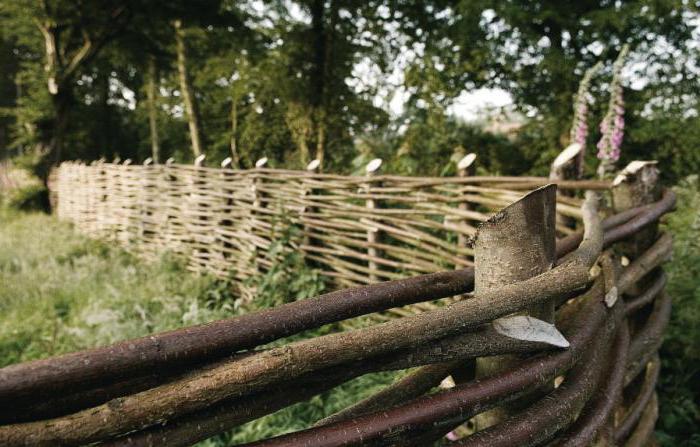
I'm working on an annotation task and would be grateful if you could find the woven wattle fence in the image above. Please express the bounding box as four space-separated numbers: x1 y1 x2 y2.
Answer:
46 159 602 299
0 158 674 446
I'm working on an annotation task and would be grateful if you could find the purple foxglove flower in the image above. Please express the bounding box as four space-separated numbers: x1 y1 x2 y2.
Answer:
596 45 629 176
570 61 603 175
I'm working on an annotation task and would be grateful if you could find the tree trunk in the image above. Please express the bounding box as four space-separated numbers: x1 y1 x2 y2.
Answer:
146 56 160 164
35 88 72 182
229 94 240 167
174 19 204 158
315 114 325 168
311 0 337 170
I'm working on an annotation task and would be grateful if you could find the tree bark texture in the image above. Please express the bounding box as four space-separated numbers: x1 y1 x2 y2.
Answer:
174 19 204 158
146 56 160 164
474 184 557 429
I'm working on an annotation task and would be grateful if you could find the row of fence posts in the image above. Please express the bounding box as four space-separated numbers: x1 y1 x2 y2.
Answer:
85 148 480 287
75 143 625 290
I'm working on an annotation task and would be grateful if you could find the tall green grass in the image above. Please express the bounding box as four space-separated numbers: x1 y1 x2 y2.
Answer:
0 208 233 366
0 209 403 445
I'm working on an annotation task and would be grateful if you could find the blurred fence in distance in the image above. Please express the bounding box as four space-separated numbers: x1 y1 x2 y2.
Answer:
47 160 604 301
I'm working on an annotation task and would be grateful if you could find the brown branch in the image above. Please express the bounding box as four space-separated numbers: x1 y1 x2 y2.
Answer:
231 280 612 447
622 393 659 447
625 292 672 385
625 272 666 316
314 363 456 427
615 356 660 444
452 305 626 447
0 268 474 403
546 323 629 446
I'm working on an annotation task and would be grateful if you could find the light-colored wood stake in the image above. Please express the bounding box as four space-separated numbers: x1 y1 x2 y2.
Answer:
612 161 660 260
456 153 477 263
365 158 382 283
550 143 583 229
301 159 321 260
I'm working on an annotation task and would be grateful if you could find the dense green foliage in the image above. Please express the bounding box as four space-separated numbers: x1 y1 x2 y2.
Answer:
0 1 698 182
0 0 699 443
657 176 700 447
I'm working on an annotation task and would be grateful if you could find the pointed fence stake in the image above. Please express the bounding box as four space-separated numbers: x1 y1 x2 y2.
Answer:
474 183 558 429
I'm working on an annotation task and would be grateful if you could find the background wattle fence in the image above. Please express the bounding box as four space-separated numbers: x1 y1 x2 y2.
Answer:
0 159 674 446
47 160 604 299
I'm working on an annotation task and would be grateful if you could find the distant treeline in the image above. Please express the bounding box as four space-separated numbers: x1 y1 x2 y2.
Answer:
0 1 698 183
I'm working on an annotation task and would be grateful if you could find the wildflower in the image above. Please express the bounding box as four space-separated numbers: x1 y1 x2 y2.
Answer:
569 62 602 176
597 45 630 177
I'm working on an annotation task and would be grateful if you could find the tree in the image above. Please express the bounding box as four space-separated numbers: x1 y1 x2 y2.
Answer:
13 1 133 176
406 0 697 168
174 19 205 158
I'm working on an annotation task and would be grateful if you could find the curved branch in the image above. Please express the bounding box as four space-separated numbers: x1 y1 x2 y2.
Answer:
216 283 610 447
546 324 629 446
614 357 660 444
452 309 625 447
0 268 475 403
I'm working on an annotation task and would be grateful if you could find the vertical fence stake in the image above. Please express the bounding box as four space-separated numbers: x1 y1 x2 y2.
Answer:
213 157 234 277
474 183 557 429
549 143 583 229
612 161 660 261
456 153 477 266
301 159 321 262
611 160 661 426
245 157 268 292
365 158 382 283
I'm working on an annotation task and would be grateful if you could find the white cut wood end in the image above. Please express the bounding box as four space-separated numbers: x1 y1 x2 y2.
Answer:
457 153 477 170
613 161 658 186
366 158 383 173
552 143 583 169
493 315 570 348
605 286 619 308
307 159 321 171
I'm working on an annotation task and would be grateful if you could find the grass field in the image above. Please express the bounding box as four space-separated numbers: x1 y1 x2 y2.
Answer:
0 208 403 445
0 177 698 445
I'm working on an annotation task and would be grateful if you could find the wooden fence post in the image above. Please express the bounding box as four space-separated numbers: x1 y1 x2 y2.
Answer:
474 183 558 429
550 143 583 229
612 161 661 260
300 159 320 261
211 157 234 277
549 143 583 183
244 157 268 289
365 158 382 283
610 162 661 437
456 153 477 264
253 157 267 210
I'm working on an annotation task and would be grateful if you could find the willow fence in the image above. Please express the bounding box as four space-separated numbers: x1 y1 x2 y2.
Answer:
47 158 605 300
0 157 674 446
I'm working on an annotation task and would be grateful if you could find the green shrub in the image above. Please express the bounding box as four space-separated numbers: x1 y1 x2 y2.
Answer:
657 176 700 446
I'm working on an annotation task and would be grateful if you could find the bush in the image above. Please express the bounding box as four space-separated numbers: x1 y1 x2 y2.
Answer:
657 176 700 446
4 183 49 212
